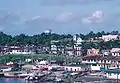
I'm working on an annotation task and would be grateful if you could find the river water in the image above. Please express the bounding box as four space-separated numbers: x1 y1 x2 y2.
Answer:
0 77 26 83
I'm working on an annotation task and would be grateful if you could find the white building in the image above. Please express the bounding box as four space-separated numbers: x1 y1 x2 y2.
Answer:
111 48 120 52
7 46 35 54
8 49 34 54
82 55 120 71
102 35 119 42
105 69 120 79
64 66 82 72
87 48 100 55
51 45 58 54
110 48 120 56
112 51 120 56
73 36 82 56
73 35 77 41
76 37 83 45
44 29 51 34
74 46 82 56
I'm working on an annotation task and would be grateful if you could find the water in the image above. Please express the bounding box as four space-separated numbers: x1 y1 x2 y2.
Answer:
0 77 26 83
0 77 52 83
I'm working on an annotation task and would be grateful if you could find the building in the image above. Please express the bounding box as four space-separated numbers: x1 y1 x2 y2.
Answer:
74 45 82 56
102 35 119 42
44 29 52 34
51 44 58 54
82 55 120 70
73 36 82 56
65 46 74 56
111 48 120 56
64 64 89 72
64 66 82 72
111 50 120 56
7 46 35 54
87 48 100 55
105 69 120 79
111 48 120 52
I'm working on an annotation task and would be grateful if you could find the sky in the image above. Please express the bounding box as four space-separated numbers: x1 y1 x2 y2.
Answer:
0 0 120 35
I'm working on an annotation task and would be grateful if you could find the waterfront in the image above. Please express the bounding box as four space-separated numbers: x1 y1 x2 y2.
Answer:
0 77 25 83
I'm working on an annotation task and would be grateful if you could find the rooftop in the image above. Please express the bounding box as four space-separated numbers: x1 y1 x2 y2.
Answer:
82 55 120 61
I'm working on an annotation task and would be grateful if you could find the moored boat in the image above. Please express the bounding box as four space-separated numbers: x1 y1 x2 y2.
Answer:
4 71 33 78
0 72 4 77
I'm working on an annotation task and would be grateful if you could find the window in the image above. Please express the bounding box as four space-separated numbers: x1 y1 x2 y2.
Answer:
109 73 111 76
104 60 106 62
66 68 68 71
75 69 76 71
83 59 85 61
92 64 97 66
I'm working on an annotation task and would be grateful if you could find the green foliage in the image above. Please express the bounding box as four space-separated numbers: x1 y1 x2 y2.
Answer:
0 32 73 46
0 31 120 49
0 54 67 64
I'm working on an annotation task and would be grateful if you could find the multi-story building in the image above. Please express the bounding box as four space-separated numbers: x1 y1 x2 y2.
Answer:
7 46 35 54
74 45 82 56
82 55 120 70
51 44 58 54
102 35 119 42
87 48 100 55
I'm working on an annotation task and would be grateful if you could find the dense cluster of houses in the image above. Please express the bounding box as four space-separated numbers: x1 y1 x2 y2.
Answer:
1 34 120 80
0 34 120 56
0 34 83 56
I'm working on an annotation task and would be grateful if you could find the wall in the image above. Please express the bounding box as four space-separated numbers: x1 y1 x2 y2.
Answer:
106 73 120 79
64 66 82 72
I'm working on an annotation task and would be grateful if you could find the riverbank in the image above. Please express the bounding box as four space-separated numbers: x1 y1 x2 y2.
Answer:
0 54 80 65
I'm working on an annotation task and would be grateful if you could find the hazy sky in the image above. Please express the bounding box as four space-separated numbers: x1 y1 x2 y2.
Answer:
0 0 120 35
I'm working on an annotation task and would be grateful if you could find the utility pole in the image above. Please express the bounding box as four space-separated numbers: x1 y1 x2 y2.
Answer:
117 63 119 83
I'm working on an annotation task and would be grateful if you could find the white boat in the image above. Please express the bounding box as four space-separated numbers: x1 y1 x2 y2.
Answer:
4 71 33 78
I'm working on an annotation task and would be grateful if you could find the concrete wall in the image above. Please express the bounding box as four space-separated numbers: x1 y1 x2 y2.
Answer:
106 73 120 79
64 66 82 72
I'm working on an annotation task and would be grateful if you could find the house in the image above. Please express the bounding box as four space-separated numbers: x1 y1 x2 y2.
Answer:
73 36 82 56
110 48 120 56
111 50 120 56
51 44 58 54
102 35 119 42
105 69 120 79
87 48 100 55
0 46 9 55
64 64 89 72
64 65 82 72
82 55 120 71
111 48 120 52
74 45 82 56
65 46 74 56
7 46 35 54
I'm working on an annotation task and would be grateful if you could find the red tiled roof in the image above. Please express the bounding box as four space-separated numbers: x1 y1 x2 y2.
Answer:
82 54 101 58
